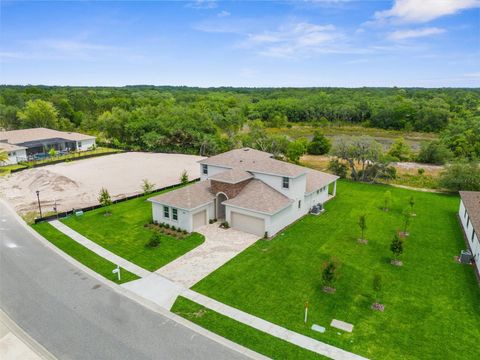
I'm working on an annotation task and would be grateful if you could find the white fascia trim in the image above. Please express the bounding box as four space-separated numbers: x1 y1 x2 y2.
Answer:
225 200 293 217
148 198 214 213
248 169 306 179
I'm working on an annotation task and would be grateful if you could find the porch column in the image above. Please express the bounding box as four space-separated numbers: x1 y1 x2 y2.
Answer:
332 181 337 197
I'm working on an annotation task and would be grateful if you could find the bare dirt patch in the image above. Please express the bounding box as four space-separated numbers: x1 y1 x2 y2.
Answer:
0 152 204 215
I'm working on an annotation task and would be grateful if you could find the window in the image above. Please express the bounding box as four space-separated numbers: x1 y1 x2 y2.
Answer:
78 141 82 147
282 177 289 189
202 164 208 175
298 200 301 209
172 208 178 221
316 190 319 194
467 216 470 228
464 208 467 218
163 206 169 218
472 230 476 242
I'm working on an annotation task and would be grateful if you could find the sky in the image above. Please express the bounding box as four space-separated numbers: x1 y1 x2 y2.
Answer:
1 0 479 87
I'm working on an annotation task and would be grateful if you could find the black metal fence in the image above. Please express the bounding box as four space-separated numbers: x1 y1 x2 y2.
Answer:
11 150 125 174
33 178 200 224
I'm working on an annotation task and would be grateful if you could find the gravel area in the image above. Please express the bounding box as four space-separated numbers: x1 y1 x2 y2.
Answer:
0 152 204 215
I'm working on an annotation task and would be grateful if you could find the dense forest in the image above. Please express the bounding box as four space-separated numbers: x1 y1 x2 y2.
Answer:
1 86 479 160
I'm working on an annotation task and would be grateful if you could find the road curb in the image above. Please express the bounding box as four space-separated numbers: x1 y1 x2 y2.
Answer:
1 199 268 360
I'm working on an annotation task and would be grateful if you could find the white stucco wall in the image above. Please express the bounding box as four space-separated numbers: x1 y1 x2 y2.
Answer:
2 149 27 165
459 200 480 274
77 138 96 151
151 200 215 232
251 172 306 199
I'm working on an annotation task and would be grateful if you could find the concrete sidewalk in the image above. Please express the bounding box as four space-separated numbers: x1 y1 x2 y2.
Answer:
49 220 151 278
0 310 55 360
183 290 367 360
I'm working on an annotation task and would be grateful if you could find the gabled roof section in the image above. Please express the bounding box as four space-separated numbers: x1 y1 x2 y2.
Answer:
0 142 27 152
460 191 480 233
223 179 293 215
199 147 306 178
0 128 96 145
306 170 339 194
148 181 215 210
209 168 253 184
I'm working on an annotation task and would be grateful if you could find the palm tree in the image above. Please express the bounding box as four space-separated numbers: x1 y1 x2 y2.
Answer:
0 151 8 165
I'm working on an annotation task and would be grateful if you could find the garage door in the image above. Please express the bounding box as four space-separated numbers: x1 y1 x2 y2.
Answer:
231 212 265 236
193 210 206 230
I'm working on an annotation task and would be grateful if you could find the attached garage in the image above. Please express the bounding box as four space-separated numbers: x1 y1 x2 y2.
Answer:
193 210 207 230
231 212 265 236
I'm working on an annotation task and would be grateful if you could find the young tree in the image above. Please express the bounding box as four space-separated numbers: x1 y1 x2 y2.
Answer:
322 259 338 290
401 208 412 236
180 170 189 185
146 232 161 248
142 179 155 195
358 214 367 242
372 274 382 303
409 196 416 215
383 190 392 211
307 130 331 155
98 187 112 215
387 137 411 161
390 234 404 261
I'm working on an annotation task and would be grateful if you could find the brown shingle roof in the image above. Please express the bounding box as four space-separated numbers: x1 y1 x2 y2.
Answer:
0 128 95 145
209 168 253 184
199 148 306 178
306 170 339 194
148 181 215 210
460 191 480 233
223 179 293 215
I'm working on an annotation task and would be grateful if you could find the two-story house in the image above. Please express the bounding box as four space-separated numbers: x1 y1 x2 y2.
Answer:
149 148 338 237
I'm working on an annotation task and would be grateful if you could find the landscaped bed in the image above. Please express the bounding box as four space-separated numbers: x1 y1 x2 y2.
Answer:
60 190 205 272
173 180 480 359
32 222 139 284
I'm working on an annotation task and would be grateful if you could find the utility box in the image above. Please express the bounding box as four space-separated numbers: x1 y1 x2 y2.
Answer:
460 250 473 264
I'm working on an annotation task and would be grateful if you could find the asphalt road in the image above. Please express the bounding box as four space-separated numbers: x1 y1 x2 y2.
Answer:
0 201 251 360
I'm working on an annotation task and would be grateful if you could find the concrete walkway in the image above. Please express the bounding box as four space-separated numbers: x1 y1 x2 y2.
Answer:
49 220 151 278
156 223 259 287
183 290 367 360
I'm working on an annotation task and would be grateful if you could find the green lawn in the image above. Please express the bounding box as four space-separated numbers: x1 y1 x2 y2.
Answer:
184 180 479 359
172 297 326 359
60 191 205 272
32 222 139 284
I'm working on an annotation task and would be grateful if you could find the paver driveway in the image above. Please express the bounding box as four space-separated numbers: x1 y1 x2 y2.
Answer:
156 223 259 288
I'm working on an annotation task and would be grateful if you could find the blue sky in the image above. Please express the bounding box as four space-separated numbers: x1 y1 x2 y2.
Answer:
1 0 479 87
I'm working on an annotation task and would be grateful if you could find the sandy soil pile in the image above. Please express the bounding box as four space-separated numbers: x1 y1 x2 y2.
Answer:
0 152 204 215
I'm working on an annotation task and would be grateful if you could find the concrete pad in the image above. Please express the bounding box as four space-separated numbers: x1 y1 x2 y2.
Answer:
156 223 259 287
0 332 41 360
311 324 326 333
121 273 185 310
330 319 354 333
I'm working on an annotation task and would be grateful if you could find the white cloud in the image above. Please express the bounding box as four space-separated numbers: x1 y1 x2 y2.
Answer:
186 0 217 10
375 0 480 23
217 10 230 18
243 22 341 58
388 27 446 40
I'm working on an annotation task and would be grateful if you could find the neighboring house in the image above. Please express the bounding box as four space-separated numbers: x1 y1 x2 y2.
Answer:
0 127 96 163
459 191 480 275
149 148 338 237
0 142 28 165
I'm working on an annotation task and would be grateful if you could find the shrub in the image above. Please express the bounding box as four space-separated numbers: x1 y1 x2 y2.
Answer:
322 259 338 288
165 223 170 229
439 162 480 191
142 179 155 195
417 140 452 165
387 137 411 161
180 170 189 185
327 159 347 178
390 234 404 259
98 187 112 215
417 168 425 175
146 232 161 248
171 226 176 231
264 231 268 239
307 131 331 155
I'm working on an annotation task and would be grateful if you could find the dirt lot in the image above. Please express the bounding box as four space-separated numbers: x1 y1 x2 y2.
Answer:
0 152 205 215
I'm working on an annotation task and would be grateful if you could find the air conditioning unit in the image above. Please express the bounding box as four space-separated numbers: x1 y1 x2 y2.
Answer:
460 250 473 264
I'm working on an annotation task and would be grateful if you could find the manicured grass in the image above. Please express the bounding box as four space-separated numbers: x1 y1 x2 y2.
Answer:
190 180 480 359
172 297 326 360
61 190 205 272
0 164 27 176
32 222 139 284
